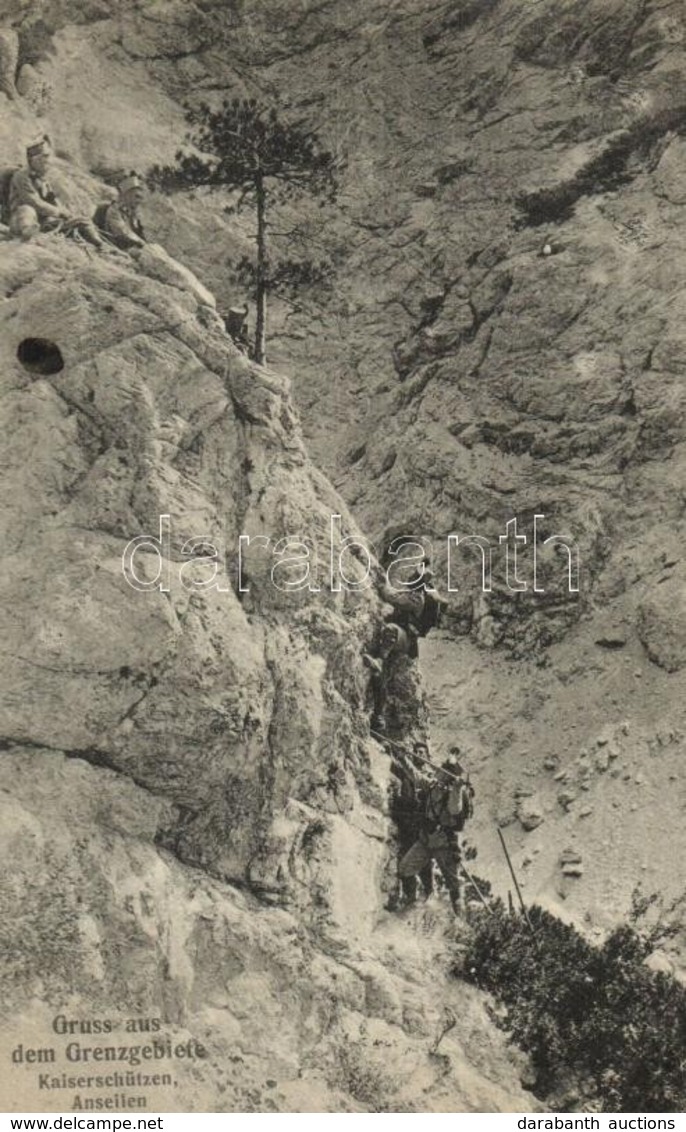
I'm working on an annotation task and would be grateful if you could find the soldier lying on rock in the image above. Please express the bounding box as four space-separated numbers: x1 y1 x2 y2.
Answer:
93 171 220 315
97 171 147 251
9 135 104 247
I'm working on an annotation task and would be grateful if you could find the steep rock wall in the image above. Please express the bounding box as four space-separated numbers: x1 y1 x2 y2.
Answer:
0 232 531 1110
1 0 684 1100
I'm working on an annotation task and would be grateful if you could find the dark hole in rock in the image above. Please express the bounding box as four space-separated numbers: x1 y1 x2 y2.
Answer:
17 337 65 376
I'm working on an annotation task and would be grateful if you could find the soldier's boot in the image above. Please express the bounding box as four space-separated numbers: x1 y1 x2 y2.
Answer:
400 874 418 908
445 873 465 915
419 863 434 901
450 887 466 916
384 890 401 913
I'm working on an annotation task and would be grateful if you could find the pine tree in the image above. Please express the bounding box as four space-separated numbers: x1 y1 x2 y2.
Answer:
151 98 338 365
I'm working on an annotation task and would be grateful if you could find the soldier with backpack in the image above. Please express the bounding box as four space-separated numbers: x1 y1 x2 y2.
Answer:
396 745 474 915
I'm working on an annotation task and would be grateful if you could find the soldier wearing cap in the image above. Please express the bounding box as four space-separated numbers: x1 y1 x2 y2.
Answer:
92 171 219 311
9 135 103 246
101 172 147 252
395 744 474 914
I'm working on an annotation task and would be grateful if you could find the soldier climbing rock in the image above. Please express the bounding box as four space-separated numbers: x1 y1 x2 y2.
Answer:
364 556 448 734
388 741 434 909
363 620 414 731
396 746 474 915
405 556 448 634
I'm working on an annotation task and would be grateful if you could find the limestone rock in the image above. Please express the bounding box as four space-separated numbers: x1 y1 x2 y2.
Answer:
0 237 534 1112
515 792 545 831
4 0 686 1107
0 237 384 888
560 847 584 877
638 574 686 672
655 138 686 206
0 28 18 100
15 62 39 98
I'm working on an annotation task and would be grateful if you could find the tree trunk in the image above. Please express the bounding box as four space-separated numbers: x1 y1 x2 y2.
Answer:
254 173 267 366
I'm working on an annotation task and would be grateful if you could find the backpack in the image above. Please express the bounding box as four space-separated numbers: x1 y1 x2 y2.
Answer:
426 776 474 834
0 166 18 226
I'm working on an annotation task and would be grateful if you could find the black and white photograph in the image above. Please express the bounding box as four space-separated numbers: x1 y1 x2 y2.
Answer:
0 0 685 1116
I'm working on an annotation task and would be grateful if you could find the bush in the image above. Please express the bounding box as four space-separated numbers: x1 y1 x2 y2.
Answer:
515 104 686 227
460 901 686 1111
332 1042 399 1111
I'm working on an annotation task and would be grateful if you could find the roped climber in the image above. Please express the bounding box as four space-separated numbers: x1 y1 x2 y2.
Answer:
395 745 474 915
387 741 434 909
363 557 448 734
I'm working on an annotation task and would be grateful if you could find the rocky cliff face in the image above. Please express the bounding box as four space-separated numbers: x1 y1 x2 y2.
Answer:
98 0 684 946
0 177 530 1111
1 0 685 1111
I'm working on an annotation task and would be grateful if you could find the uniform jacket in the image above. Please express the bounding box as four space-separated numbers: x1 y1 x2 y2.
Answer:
399 757 469 840
103 201 146 251
9 168 62 223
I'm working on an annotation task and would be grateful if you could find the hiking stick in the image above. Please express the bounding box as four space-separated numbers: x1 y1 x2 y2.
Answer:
459 860 495 916
370 729 466 786
497 828 537 939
